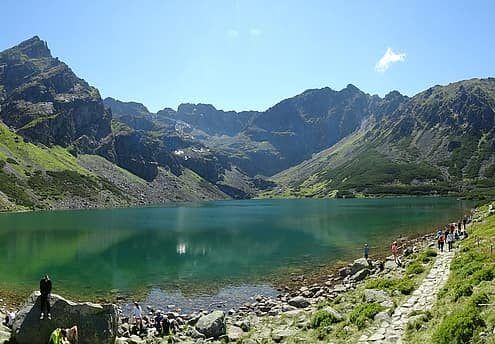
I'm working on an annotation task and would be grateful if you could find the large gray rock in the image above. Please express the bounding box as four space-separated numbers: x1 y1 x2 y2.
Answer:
351 268 370 282
364 289 394 308
350 258 370 274
195 310 226 339
12 291 118 344
288 296 310 308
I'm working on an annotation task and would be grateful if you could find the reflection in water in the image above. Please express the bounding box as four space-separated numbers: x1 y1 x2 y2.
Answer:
0 198 472 301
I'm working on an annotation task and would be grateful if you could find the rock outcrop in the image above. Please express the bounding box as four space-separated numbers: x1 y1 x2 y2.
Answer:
12 292 118 344
195 310 226 339
0 36 111 150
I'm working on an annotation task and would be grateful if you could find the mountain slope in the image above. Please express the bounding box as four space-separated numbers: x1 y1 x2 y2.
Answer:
267 78 495 199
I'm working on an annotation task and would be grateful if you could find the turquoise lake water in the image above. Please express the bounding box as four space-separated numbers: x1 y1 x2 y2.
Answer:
0 197 472 305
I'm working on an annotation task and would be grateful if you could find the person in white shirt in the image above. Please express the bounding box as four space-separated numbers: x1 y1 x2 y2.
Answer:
446 231 454 252
132 301 143 332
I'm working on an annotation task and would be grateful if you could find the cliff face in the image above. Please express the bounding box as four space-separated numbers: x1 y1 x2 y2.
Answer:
0 36 111 150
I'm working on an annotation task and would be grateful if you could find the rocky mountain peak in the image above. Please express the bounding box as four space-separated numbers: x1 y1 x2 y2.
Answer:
13 36 52 59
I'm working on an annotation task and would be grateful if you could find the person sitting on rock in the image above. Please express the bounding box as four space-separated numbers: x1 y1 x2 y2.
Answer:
39 274 52 320
48 328 68 344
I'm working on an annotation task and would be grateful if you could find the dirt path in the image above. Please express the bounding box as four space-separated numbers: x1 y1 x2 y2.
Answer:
360 249 455 343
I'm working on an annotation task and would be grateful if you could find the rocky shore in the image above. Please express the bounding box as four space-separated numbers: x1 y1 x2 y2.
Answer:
0 231 442 343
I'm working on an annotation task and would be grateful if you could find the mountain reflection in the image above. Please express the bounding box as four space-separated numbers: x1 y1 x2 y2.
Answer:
0 198 471 299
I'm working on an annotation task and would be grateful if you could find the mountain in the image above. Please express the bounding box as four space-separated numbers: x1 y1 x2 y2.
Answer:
2 36 495 210
268 78 495 199
0 36 267 210
0 36 111 151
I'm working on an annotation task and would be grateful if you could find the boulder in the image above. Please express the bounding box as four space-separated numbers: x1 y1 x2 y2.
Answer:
338 267 352 278
403 247 414 256
227 325 244 342
321 306 343 322
364 289 394 308
351 268 370 282
12 292 118 344
287 296 310 308
350 258 370 274
195 310 226 339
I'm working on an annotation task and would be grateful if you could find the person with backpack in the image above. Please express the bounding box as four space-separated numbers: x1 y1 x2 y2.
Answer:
39 274 52 320
446 231 454 252
437 232 445 252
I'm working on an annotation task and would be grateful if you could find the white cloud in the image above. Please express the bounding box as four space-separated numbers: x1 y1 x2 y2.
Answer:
375 48 406 72
249 28 262 37
227 29 240 38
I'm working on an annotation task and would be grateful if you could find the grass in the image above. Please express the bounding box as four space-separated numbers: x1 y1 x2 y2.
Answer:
365 277 416 295
406 205 495 343
406 261 425 275
349 302 384 329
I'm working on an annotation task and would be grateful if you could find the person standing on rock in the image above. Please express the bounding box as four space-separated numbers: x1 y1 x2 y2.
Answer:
39 274 52 320
364 243 369 259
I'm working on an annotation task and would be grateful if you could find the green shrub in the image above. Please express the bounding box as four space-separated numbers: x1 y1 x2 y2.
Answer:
469 292 489 308
406 261 425 275
349 303 384 329
432 306 485 344
418 249 437 263
472 266 495 283
311 309 341 339
452 281 473 301
365 277 415 295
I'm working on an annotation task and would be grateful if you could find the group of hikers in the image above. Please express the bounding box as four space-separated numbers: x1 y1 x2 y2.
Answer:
436 216 469 252
124 301 180 338
362 214 471 266
4 274 178 343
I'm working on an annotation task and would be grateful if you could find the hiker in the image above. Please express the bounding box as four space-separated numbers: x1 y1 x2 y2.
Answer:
48 325 77 344
463 215 468 230
391 241 401 266
132 301 144 333
154 310 165 336
364 243 369 259
446 231 454 252
4 311 15 328
48 328 67 344
437 232 445 252
39 274 52 320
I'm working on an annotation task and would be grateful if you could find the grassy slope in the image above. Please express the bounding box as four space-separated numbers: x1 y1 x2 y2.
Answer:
405 205 495 344
0 122 132 210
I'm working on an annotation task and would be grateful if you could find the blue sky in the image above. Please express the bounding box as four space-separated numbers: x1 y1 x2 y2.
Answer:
2 0 495 112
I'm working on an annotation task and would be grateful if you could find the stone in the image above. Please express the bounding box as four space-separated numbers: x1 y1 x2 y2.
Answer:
364 289 392 304
227 325 244 342
321 306 343 322
12 291 118 344
287 296 310 309
128 335 145 344
403 246 414 256
186 326 205 339
374 310 392 322
195 310 226 339
339 267 352 278
237 319 251 332
350 258 370 274
384 260 397 270
272 328 295 342
351 268 370 282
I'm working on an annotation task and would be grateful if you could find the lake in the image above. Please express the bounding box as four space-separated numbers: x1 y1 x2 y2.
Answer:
0 197 472 310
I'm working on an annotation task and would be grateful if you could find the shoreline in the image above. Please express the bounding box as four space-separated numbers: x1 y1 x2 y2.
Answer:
1 214 473 343
0 228 441 313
